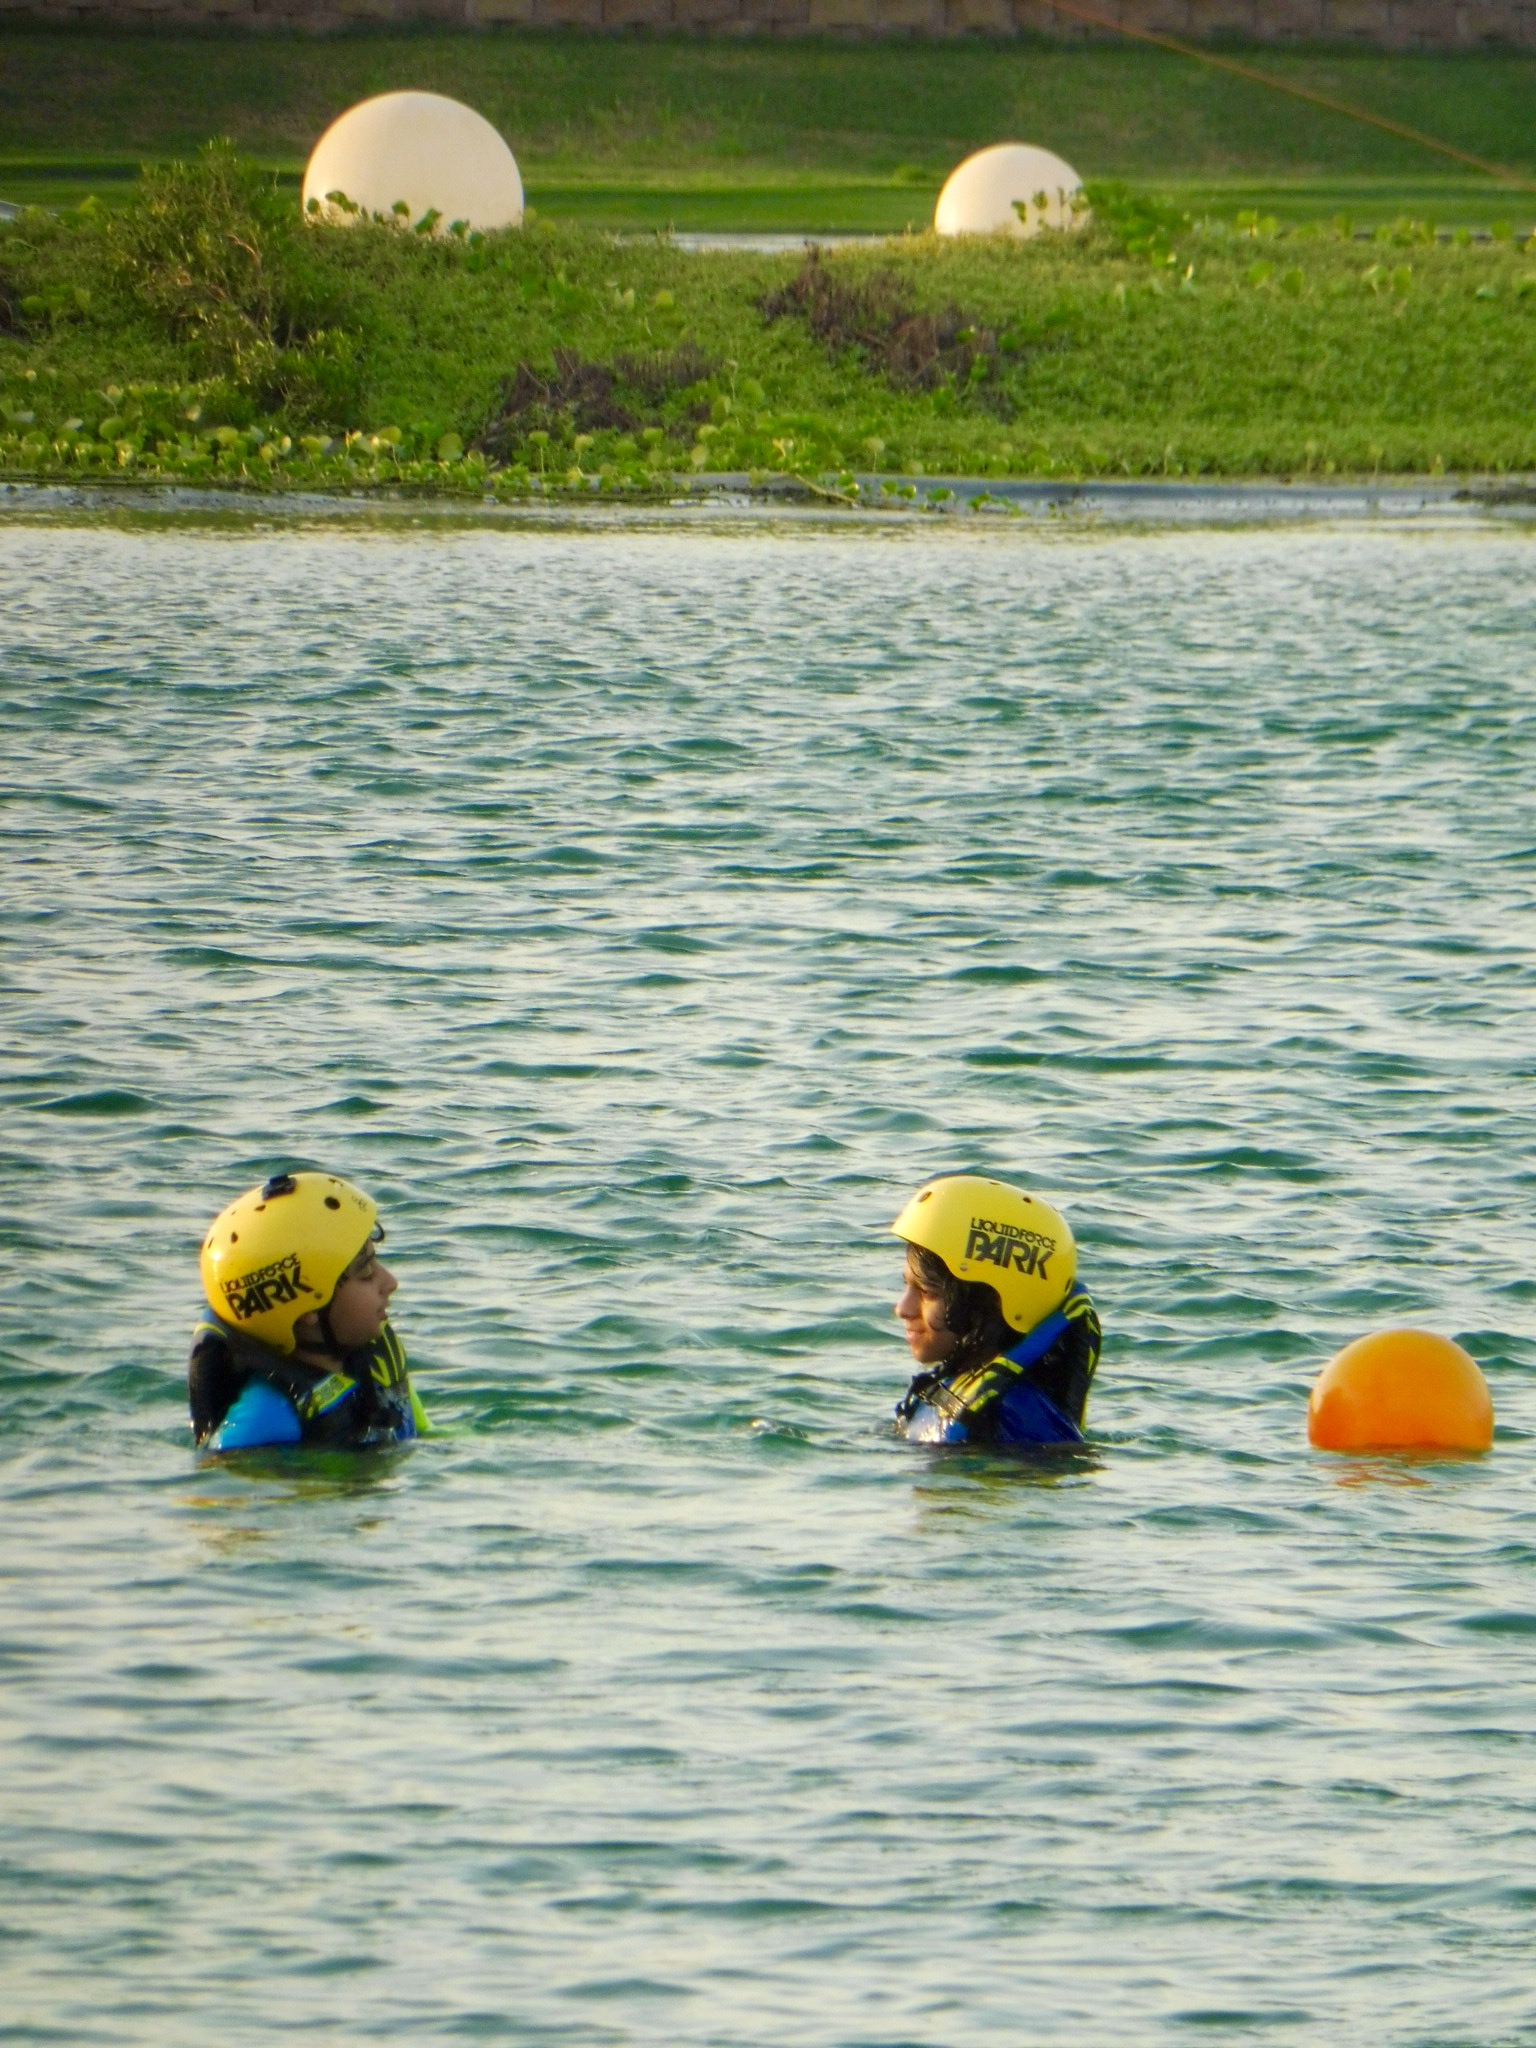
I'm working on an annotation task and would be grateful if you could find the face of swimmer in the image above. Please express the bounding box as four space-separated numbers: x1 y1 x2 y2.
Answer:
895 1250 961 1369
295 1235 397 1357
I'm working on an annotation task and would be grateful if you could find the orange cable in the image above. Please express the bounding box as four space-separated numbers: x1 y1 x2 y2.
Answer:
1042 0 1536 196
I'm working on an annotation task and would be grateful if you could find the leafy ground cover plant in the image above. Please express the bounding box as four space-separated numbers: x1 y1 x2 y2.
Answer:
2 146 1535 495
760 250 1012 413
475 342 718 463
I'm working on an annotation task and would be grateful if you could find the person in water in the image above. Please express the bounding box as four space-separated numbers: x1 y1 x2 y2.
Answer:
188 1170 428 1451
891 1174 1101 1449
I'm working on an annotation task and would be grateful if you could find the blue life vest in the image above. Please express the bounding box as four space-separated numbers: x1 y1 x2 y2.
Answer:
215 1379 305 1450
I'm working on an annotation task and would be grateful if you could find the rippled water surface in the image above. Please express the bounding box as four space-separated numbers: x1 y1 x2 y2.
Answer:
3 507 1536 2046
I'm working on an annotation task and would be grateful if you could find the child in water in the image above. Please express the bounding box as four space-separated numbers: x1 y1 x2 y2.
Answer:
891 1174 1100 1448
188 1170 428 1451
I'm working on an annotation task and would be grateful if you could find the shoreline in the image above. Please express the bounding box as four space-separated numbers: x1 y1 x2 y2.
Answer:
3 473 1534 530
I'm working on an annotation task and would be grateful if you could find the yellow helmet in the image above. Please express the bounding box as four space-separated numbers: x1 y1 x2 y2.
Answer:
891 1174 1075 1334
200 1171 379 1355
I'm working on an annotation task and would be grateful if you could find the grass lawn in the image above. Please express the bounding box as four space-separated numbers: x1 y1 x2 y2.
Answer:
1 28 1534 230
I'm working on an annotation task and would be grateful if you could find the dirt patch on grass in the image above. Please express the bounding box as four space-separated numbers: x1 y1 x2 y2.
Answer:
475 343 716 458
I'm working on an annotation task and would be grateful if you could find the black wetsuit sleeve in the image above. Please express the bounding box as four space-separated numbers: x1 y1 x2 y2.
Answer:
188 1329 245 1445
1023 1309 1102 1430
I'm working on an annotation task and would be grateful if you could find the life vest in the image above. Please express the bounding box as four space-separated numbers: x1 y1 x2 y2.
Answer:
897 1284 1101 1449
188 1312 427 1451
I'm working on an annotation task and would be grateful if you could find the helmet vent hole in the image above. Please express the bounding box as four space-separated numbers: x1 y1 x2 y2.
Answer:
325 1196 341 1210
230 1232 238 1243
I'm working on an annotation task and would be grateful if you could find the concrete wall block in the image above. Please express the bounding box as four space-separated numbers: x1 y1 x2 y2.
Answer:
673 0 752 20
601 0 674 23
1188 0 1264 30
1392 0 1458 37
1384 0 1459 41
249 0 336 21
1319 0 1392 34
528 0 603 21
944 0 1013 32
1456 0 1523 40
807 0 883 25
1249 0 1325 36
471 0 536 20
1008 1 1094 35
865 0 942 28
1119 0 1196 33
737 0 812 22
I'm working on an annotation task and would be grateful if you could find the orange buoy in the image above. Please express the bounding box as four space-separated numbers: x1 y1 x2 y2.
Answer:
1308 1328 1493 1453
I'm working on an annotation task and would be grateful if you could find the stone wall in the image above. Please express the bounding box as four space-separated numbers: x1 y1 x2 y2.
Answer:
6 0 1533 44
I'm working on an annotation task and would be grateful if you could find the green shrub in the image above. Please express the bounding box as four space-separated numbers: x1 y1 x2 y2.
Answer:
105 141 363 422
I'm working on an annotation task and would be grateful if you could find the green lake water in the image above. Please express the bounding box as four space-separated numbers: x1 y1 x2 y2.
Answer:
2 506 1535 2045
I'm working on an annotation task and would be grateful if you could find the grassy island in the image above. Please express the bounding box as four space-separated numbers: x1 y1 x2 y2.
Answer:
2 143 1534 495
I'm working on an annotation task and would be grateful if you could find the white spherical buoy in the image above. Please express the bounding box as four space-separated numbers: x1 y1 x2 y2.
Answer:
302 91 523 233
934 143 1086 240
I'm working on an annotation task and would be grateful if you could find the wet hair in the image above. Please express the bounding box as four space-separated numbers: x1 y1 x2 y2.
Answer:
906 1241 1012 1375
309 1226 385 1359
